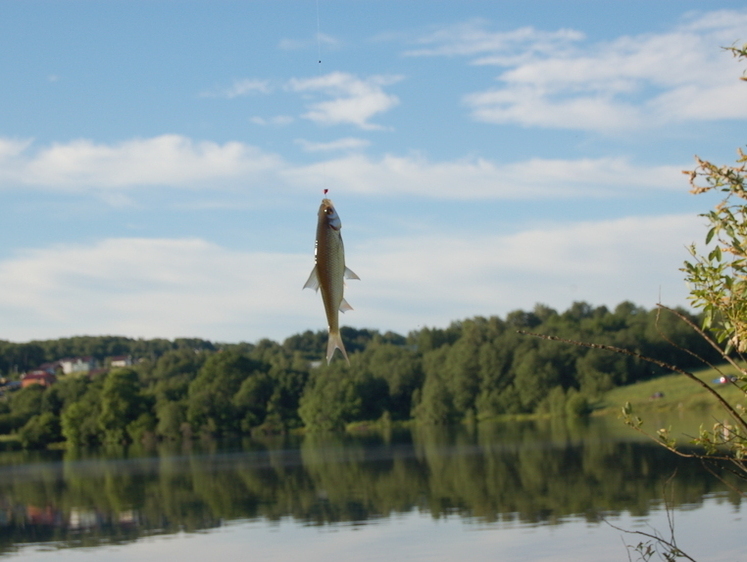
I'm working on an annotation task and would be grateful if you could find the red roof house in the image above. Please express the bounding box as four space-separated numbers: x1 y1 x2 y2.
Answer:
20 370 57 388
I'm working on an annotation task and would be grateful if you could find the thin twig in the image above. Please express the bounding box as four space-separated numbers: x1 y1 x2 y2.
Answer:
622 422 739 463
621 535 633 562
653 306 731 383
605 520 697 562
605 471 697 561
700 458 747 492
516 329 747 434
655 304 747 397
662 471 677 551
656 304 747 378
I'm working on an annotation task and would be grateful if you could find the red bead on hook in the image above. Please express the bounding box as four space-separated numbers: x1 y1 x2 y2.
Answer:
323 189 328 196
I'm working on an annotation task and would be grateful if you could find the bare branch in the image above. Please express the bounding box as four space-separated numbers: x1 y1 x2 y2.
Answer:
656 304 747 377
516 329 747 434
653 306 731 381
605 519 698 562
700 458 747 494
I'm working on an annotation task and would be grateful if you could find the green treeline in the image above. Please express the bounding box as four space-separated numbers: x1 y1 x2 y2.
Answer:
0 336 217 375
0 301 716 447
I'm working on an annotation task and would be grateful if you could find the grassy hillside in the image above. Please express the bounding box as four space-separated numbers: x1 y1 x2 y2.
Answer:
593 362 747 442
596 363 745 413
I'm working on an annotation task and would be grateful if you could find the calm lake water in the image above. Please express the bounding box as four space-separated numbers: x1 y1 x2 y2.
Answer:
0 415 743 561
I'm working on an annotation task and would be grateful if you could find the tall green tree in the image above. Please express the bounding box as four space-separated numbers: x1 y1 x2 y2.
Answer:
60 377 105 446
98 368 148 444
186 350 265 435
413 347 458 424
363 342 423 419
298 363 362 431
18 412 61 449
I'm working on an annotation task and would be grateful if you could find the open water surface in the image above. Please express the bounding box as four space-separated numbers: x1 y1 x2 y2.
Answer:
0 415 742 561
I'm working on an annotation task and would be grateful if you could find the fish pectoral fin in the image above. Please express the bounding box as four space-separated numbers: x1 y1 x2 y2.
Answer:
339 298 353 313
344 267 360 280
303 266 320 291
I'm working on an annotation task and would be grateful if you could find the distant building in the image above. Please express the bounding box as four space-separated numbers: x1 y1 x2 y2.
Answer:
20 370 57 388
59 357 97 375
37 361 61 375
109 355 133 368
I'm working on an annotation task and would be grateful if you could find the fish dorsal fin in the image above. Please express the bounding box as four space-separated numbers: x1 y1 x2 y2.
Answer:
344 267 360 280
303 266 320 291
339 298 353 313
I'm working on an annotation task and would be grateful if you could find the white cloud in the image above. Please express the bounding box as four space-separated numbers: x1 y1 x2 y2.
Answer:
404 20 583 61
201 78 272 98
285 153 685 198
0 135 687 199
353 214 701 331
0 238 318 342
407 11 747 131
278 38 306 51
464 88 643 131
250 115 295 126
294 137 370 152
279 32 341 51
0 138 32 160
0 135 284 190
287 71 403 130
0 214 701 342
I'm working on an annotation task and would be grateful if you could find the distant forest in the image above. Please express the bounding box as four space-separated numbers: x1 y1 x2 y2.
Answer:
0 301 718 448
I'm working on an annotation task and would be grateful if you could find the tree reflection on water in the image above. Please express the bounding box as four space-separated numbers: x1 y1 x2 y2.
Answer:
0 417 739 553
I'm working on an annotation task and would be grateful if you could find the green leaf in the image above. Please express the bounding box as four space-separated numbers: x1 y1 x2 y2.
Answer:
703 312 712 329
706 227 716 245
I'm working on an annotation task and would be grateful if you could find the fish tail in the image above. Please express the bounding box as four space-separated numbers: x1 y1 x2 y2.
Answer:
326 330 350 365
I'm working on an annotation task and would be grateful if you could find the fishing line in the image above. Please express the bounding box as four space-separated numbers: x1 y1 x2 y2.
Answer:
315 0 328 198
316 0 322 66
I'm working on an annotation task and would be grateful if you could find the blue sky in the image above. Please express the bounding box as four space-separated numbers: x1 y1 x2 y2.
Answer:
0 1 746 343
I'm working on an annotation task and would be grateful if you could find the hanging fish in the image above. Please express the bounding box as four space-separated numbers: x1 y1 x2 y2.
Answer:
304 197 359 364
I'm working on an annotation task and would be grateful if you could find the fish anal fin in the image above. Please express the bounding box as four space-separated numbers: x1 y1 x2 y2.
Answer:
339 298 353 313
344 267 360 280
303 266 320 291
326 330 350 365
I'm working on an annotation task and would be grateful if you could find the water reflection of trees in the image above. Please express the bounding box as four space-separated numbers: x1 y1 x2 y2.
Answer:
0 419 739 552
